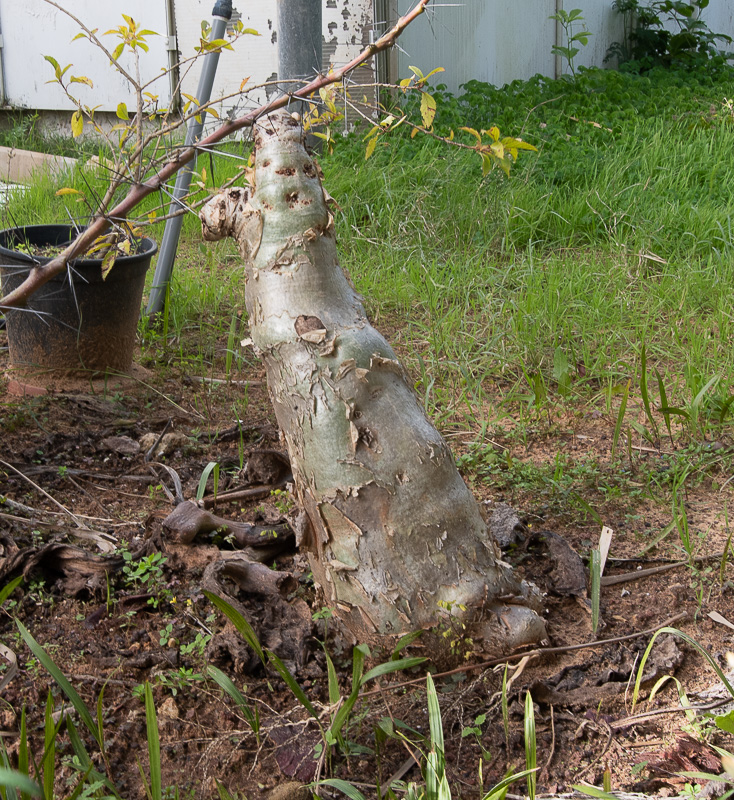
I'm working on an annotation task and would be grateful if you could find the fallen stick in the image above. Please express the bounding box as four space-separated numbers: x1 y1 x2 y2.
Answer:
358 611 689 698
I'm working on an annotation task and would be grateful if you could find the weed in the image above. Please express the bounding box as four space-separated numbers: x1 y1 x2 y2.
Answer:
120 550 172 609
550 8 593 77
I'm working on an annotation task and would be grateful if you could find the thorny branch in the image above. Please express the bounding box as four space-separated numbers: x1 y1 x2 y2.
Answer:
0 0 432 311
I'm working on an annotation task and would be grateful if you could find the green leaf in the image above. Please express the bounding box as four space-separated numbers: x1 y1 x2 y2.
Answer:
203 591 265 664
116 102 129 120
715 708 734 734
206 665 258 731
572 786 620 800
16 620 101 747
611 379 630 457
196 461 219 501
362 657 426 684
266 650 322 726
524 692 536 800
391 631 423 659
0 771 41 797
0 575 23 608
632 627 734 710
323 648 341 706
144 683 162 800
43 692 57 800
312 779 366 800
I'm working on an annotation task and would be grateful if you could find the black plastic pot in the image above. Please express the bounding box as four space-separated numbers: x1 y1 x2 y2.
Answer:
0 225 157 374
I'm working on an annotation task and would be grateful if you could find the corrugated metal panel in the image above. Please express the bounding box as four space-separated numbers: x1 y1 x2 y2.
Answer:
0 0 170 111
396 0 733 90
396 0 556 94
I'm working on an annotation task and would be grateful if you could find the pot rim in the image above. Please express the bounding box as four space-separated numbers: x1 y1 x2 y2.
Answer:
0 224 157 268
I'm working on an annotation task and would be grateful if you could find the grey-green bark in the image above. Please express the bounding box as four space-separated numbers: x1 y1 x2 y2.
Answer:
201 112 546 652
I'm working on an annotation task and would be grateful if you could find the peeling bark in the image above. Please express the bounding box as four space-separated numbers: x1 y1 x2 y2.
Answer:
201 112 546 652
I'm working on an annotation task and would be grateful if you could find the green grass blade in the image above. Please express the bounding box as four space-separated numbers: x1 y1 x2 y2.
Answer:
17 709 29 800
323 647 341 706
266 651 322 727
196 462 220 502
611 380 629 458
144 683 162 800
655 369 674 443
524 691 536 800
501 664 510 750
351 644 369 694
65 764 95 800
42 692 55 800
391 631 423 660
97 684 107 761
572 785 620 800
312 779 367 800
426 673 444 754
482 767 538 800
203 590 265 665
206 665 258 732
16 620 100 748
362 657 427 684
0 576 23 608
692 374 720 411
639 344 659 440
0 771 41 798
633 626 734 710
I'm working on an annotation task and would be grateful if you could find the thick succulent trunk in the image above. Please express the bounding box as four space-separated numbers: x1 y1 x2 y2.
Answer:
201 113 546 651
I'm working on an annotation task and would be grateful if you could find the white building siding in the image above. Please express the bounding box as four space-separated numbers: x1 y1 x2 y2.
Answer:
0 1 733 117
0 0 375 119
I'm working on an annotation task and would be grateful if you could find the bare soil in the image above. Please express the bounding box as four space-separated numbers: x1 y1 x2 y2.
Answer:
1 305 734 800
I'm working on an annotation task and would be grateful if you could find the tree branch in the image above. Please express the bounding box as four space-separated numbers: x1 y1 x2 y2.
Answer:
0 0 430 310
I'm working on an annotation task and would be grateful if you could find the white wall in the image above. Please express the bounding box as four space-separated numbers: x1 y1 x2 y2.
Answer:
395 0 734 93
0 0 375 122
0 1 171 111
1 0 733 118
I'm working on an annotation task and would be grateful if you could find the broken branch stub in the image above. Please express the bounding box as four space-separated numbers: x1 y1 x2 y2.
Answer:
200 112 546 652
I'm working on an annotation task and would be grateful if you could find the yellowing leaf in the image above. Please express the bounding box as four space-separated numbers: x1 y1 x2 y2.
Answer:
420 91 436 129
55 187 82 196
71 110 84 138
239 77 250 91
101 249 117 280
116 103 129 120
423 67 445 81
111 42 125 62
365 135 378 160
70 75 93 88
460 127 482 146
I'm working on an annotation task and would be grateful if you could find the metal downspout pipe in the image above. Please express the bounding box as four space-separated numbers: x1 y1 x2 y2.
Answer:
164 0 181 114
276 0 323 116
146 0 233 316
